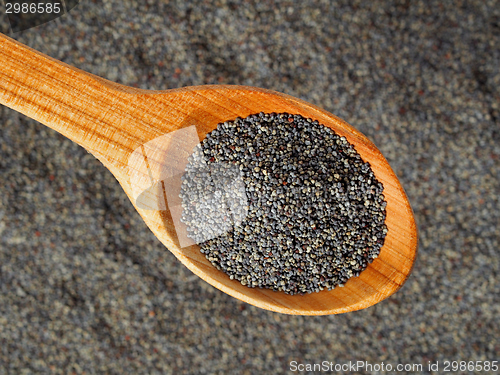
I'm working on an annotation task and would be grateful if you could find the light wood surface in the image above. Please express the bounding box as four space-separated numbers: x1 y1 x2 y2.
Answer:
0 33 418 315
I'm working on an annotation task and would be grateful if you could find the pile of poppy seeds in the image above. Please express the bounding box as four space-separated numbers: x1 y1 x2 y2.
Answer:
179 112 387 295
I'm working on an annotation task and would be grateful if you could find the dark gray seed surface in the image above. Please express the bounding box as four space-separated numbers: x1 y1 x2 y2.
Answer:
1 1 499 373
180 113 387 294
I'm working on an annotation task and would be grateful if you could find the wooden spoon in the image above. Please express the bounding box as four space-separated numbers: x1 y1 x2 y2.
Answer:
0 34 417 315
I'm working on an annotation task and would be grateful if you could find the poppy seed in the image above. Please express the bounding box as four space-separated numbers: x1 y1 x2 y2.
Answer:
179 113 387 295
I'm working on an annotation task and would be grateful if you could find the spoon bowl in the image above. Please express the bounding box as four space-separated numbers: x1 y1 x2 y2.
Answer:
0 34 417 315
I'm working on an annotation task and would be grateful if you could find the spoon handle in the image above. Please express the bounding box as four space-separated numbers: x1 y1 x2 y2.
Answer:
0 33 142 172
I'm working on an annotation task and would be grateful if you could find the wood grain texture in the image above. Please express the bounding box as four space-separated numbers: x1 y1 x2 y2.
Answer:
0 33 418 315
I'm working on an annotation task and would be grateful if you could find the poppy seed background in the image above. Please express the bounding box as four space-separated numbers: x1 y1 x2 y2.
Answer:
0 1 499 373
